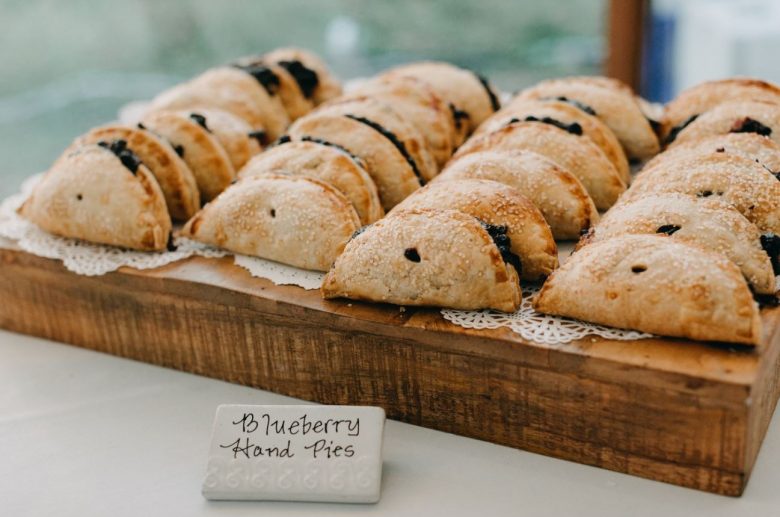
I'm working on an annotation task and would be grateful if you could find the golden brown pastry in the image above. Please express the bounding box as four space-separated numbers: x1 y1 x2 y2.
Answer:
232 59 314 120
263 47 343 105
394 179 558 281
643 132 780 174
19 143 171 251
582 194 776 294
344 75 458 168
534 234 761 345
287 112 421 209
513 76 660 160
73 124 199 220
454 121 625 210
383 61 500 139
150 67 289 140
625 153 780 233
322 208 522 312
182 174 360 271
174 108 262 170
439 150 598 239
668 100 780 147
661 78 780 143
475 98 630 181
140 110 235 202
238 140 383 224
314 97 438 182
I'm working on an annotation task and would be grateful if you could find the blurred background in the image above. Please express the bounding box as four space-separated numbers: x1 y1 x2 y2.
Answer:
1 0 779 199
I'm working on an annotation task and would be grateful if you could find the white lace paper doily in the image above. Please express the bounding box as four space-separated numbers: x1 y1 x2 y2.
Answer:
441 286 654 345
0 174 321 289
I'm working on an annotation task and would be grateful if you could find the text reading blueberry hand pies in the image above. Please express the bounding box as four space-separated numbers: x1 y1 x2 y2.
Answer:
534 235 762 345
237 140 384 225
19 144 171 251
393 179 558 281
439 150 598 240
182 174 360 271
72 124 200 221
322 209 522 312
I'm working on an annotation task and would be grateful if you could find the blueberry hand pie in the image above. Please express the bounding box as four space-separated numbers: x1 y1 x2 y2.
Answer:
73 124 200 220
322 209 522 312
454 121 625 210
19 144 171 251
440 150 598 239
581 194 776 294
174 108 262 170
534 235 761 345
668 100 780 147
237 140 384 224
182 174 360 271
394 179 558 281
140 110 235 202
263 47 343 106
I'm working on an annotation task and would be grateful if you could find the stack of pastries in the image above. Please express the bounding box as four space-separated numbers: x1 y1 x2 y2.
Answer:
534 78 780 345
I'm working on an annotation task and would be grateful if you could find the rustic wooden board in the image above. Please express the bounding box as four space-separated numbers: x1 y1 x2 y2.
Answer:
1 243 779 496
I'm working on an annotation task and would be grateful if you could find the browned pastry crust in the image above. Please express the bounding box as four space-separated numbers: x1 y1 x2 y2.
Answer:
238 140 383 224
661 78 780 142
453 121 625 210
534 234 761 345
287 112 421 209
182 174 360 271
322 208 522 312
175 108 262 171
476 98 630 182
439 150 598 240
393 179 558 281
263 47 343 105
19 144 171 251
625 153 780 234
73 124 200 221
583 194 776 294
513 76 660 160
669 100 780 147
140 110 236 202
345 75 458 168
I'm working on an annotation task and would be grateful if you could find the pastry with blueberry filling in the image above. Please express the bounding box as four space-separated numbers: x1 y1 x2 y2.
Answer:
238 140 383 225
513 76 660 161
392 179 558 281
581 194 776 294
173 108 262 170
534 234 762 345
322 209 522 312
140 110 235 202
454 121 625 210
287 111 422 209
182 174 360 271
667 100 780 148
439 149 598 240
475 98 630 182
18 144 171 251
263 47 343 106
625 153 780 234
661 78 780 144
232 58 314 121
72 124 200 220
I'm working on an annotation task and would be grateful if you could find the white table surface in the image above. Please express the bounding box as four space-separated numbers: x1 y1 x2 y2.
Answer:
2 329 779 517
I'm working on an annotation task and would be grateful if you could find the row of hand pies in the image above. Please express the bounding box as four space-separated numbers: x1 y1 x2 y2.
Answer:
534 78 780 345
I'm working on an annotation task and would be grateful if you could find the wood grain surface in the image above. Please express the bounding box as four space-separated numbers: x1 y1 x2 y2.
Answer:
1 243 778 496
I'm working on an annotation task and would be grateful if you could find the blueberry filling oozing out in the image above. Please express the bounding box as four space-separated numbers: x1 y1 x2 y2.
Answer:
166 233 178 252
545 96 597 116
449 103 469 132
275 135 292 146
233 63 281 95
656 224 681 235
696 190 723 198
477 219 523 279
631 265 647 274
404 247 421 262
247 130 268 146
472 72 501 112
97 139 141 174
646 117 662 135
277 60 319 99
344 114 425 185
349 225 369 241
189 113 210 132
173 144 185 158
511 116 583 136
665 114 699 145
299 136 364 165
760 233 780 274
730 117 773 137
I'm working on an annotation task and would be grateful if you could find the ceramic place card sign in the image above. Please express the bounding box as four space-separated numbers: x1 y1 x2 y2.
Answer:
202 404 386 503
